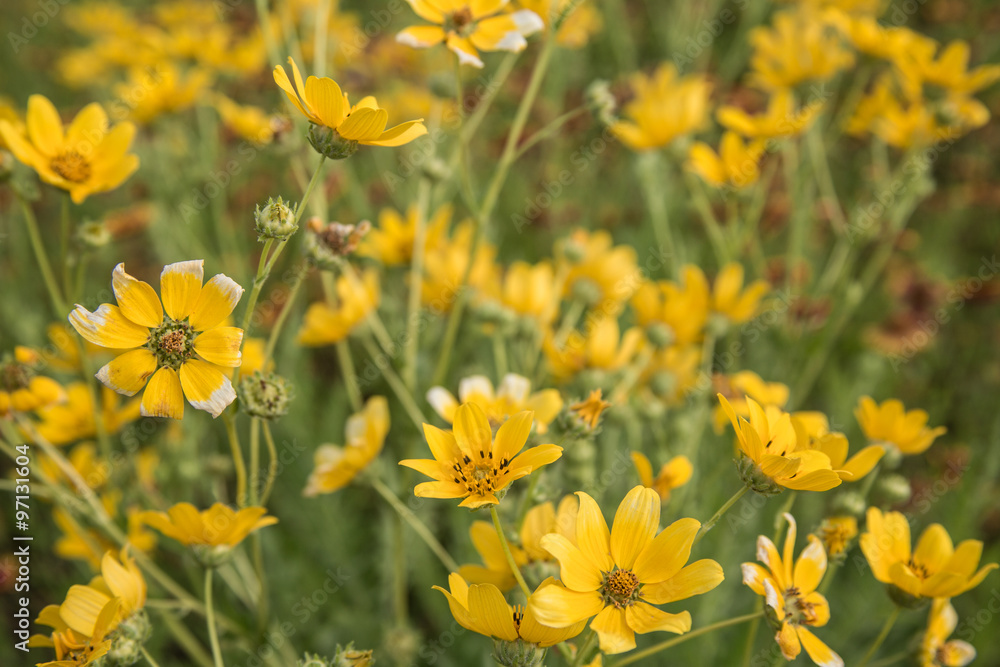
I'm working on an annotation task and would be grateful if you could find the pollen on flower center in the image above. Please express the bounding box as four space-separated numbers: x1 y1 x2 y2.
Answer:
1 362 31 391
147 318 196 370
447 7 475 34
450 452 511 497
601 568 641 608
783 586 818 626
907 558 930 579
50 150 92 183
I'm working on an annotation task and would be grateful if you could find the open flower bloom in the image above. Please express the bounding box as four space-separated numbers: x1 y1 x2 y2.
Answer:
396 1 544 68
860 507 997 602
488 260 561 326
400 403 562 509
544 317 643 382
818 516 858 559
0 95 139 203
711 263 770 324
748 9 854 90
140 502 278 548
297 269 380 346
571 389 611 430
427 374 563 434
59 548 147 638
68 261 244 419
557 229 640 316
0 349 66 416
211 93 279 145
529 486 724 654
274 57 426 146
610 63 711 150
711 371 790 433
631 266 711 346
304 396 390 496
30 600 115 667
361 203 451 266
34 383 141 445
742 514 843 666
631 452 692 502
717 90 823 139
895 40 1000 96
421 221 499 311
520 0 602 49
687 132 768 189
855 396 946 455
719 395 844 492
791 412 884 481
434 574 587 647
920 598 976 667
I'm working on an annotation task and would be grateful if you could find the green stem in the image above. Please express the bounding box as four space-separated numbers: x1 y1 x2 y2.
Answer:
857 606 900 667
260 421 280 505
140 647 162 667
490 506 531 598
741 602 762 667
817 559 840 596
261 262 308 367
371 477 459 572
336 340 363 412
868 651 909 667
513 105 587 161
18 196 66 315
205 569 225 667
493 335 508 377
687 174 730 267
608 611 763 667
636 152 679 277
694 486 749 544
571 630 598 667
157 608 214 667
403 177 433 391
222 413 248 507
254 0 283 67
59 193 73 297
361 335 427 430
782 138 804 294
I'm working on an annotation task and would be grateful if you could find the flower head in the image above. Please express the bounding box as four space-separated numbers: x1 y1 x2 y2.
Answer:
687 131 768 189
855 397 946 456
427 374 563 434
557 229 640 315
792 412 884 481
304 396 390 496
631 452 692 502
748 9 854 90
140 502 278 557
717 90 823 138
860 507 997 604
711 263 770 325
631 267 711 346
529 486 724 654
0 348 65 417
570 389 612 430
400 403 562 508
610 64 711 150
68 261 244 419
741 514 843 666
920 598 976 667
544 317 643 382
361 203 451 266
0 95 138 203
711 371 789 433
34 383 141 445
297 269 379 347
818 516 858 559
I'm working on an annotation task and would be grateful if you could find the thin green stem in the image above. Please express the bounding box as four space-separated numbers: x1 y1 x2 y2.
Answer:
249 418 261 504
608 611 763 667
513 105 587 161
18 196 66 315
140 646 162 667
490 506 531 598
361 335 427 430
571 630 598 667
205 569 225 667
261 262 307 367
694 486 749 544
312 0 332 76
688 174 730 267
370 477 459 572
260 421 280 505
59 193 73 297
868 651 908 667
636 152 679 277
493 335 508 377
222 413 248 507
857 606 900 667
157 609 214 667
782 138 804 294
254 0 283 67
741 602 763 667
403 176 433 390
336 340 363 412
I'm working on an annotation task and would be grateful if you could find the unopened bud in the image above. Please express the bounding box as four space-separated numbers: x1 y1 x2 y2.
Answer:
255 196 297 241
239 372 293 420
493 638 544 667
78 221 111 249
586 79 617 127
874 473 911 505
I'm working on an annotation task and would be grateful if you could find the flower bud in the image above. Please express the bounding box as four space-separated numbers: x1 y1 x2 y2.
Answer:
106 610 151 666
874 473 911 505
646 322 675 348
586 80 617 127
570 278 602 306
493 638 544 667
304 218 372 268
239 372 293 420
737 455 784 497
307 124 359 160
78 221 112 249
255 196 298 241
192 543 235 568
830 491 867 518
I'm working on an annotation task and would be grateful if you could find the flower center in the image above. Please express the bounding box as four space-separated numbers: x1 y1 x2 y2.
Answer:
1 362 31 391
147 318 196 370
601 568 641 608
450 452 510 497
447 7 475 35
51 150 92 183
782 586 819 626
907 558 930 580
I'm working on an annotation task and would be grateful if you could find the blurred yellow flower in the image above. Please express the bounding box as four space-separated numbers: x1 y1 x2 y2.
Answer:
641 343 702 405
362 203 451 266
0 97 24 151
397 0 544 68
304 396 390 496
0 351 65 416
742 513 842 666
712 371 789 433
488 260 561 326
116 63 211 124
631 267 710 346
69 261 244 419
818 515 857 558
211 94 280 145
570 389 611 429
687 131 767 189
421 221 499 311
29 601 111 666
631 452 692 502
544 317 643 381
832 15 935 62
711 263 770 324
427 374 563 433
140 502 278 548
854 396 946 455
861 507 997 602
611 64 711 150
400 403 562 508
237 337 272 378
529 486 724 654
896 40 1000 96
920 598 976 667
0 95 139 204
748 9 854 90
717 90 822 138
298 269 380 347
34 384 141 446
558 229 640 316
519 0 603 48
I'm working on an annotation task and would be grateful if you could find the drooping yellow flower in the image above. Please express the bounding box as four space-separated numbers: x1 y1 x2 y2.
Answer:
140 502 278 548
717 90 823 139
611 63 710 150
397 1 544 68
0 95 139 203
30 598 115 667
792 412 884 481
818 516 858 559
53 492 156 570
529 486 724 654
400 403 562 509
427 374 563 434
0 349 65 417
211 93 280 145
854 396 946 456
34 383 141 445
544 317 643 382
749 9 854 90
69 261 244 419
718 394 844 492
557 229 640 316
421 221 499 311
711 371 790 433
742 514 843 666
920 598 976 667
361 203 451 266
274 57 426 149
711 263 770 324
58 548 147 639
519 0 603 49
687 131 768 189
115 63 212 124
860 507 997 603
631 452 692 502
435 574 587 647
304 396 389 496
570 389 611 430
297 269 380 347
631 267 710 346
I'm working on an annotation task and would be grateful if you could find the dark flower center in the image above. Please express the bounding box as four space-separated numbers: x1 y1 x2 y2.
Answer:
51 150 92 183
147 318 196 370
601 568 641 608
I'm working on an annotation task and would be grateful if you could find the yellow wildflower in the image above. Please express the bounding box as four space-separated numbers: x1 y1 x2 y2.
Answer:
519 0 603 49
211 94 280 145
687 131 768 189
34 384 141 446
920 598 976 667
748 9 854 90
717 89 823 138
361 203 451 266
611 63 711 150
427 374 563 434
400 403 562 509
0 97 24 151
742 514 843 666
712 371 790 433
630 452 692 502
488 260 561 326
397 1 544 68
792 412 884 481
641 344 702 406
0 95 139 203
544 317 643 382
58 548 147 638
0 350 65 416
140 502 278 548
29 601 112 666
711 263 770 324
854 396 946 456
298 269 380 347
69 261 244 419
631 266 710 346
895 40 1000 96
304 397 390 496
818 516 858 558
115 64 212 124
558 229 640 316
421 221 499 311
529 486 724 654
832 15 936 62
570 389 611 430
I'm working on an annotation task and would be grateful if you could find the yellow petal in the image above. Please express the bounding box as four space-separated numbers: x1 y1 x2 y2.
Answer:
633 517 700 584
404 0 446 24
422 422 462 462
178 359 236 418
841 445 884 480
193 327 244 367
366 120 428 147
112 263 163 328
304 76 345 128
493 410 533 462
96 349 157 396
339 107 389 142
508 443 562 472
625 602 691 635
396 25 448 49
631 451 654 488
591 606 635 654
527 584 604 627
642 559 725 604
454 402 493 460
467 583 519 641
27 94 64 156
273 64 310 119
160 260 204 321
610 486 660 570
189 274 244 331
796 627 843 667
69 303 150 349
913 524 954 574
65 103 108 147
140 367 184 419
60 584 111 636
575 491 613 573
793 535 827 594
539 533 601 591
446 34 485 68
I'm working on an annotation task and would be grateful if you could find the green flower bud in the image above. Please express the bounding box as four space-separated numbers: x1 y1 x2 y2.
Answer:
737 455 784 497
78 221 112 249
308 124 359 160
239 372 293 420
887 583 930 610
106 610 151 666
493 638 544 667
646 322 675 348
570 278 602 306
585 79 617 127
874 473 911 505
298 655 332 667
192 543 235 569
254 196 298 241
831 491 867 518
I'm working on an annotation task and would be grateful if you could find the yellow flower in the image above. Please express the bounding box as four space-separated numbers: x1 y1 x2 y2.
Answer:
631 266 710 346
361 203 451 266
0 95 139 204
860 507 997 602
427 374 563 434
630 452 692 502
0 97 24 151
896 40 1000 96
711 371 790 433
421 221 499 311
854 396 946 455
611 63 711 150
211 93 280 145
304 396 390 496
711 263 770 324
832 15 936 62
641 343 702 406
741 514 842 666
297 269 379 347
570 389 611 430
0 350 66 416
558 229 640 316
140 502 278 548
397 1 544 68
115 63 212 124
529 486 724 654
400 403 562 509
792 412 884 481
920 598 976 667
519 0 603 49
748 9 854 90
30 600 115 667
718 394 844 492
488 260 561 326
53 492 156 570
34 383 141 446
818 516 858 558
434 574 586 646
274 57 427 147
544 317 643 382
69 261 244 420
717 90 823 138
58 548 147 638
687 131 768 189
